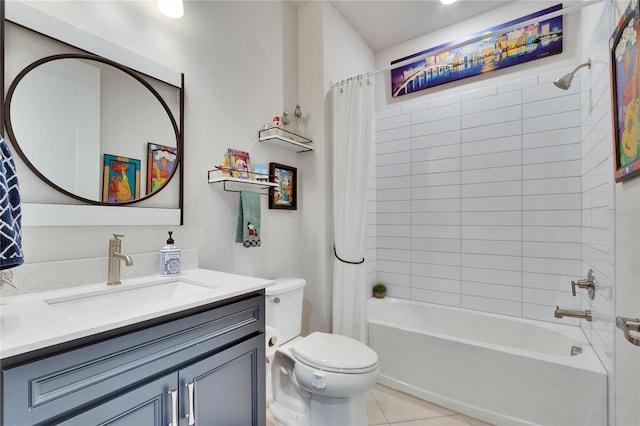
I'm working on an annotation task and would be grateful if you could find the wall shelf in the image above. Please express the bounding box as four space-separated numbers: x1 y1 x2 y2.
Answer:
258 127 313 152
208 170 277 194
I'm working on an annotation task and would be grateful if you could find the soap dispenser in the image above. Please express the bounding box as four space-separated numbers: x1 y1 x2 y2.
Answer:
160 231 181 276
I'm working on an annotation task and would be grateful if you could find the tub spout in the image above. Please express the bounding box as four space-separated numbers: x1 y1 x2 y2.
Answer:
554 307 592 321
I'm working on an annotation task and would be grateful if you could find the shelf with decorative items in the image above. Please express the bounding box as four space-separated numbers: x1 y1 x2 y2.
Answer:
208 167 278 195
258 127 313 153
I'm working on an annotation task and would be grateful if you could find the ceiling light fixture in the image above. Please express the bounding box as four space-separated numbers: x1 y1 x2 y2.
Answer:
440 0 458 5
157 0 184 19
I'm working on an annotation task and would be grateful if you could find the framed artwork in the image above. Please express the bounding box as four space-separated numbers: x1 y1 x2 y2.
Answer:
147 143 178 194
269 162 297 210
390 4 563 97
102 154 141 203
610 0 640 182
226 148 252 179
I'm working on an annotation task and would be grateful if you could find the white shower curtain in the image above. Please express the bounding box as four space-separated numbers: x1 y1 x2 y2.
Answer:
331 75 374 342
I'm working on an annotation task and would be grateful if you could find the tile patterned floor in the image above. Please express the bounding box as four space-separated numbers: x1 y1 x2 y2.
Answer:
268 383 494 426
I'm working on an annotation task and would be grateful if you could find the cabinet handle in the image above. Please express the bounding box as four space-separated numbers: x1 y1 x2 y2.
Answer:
168 389 178 426
186 381 196 425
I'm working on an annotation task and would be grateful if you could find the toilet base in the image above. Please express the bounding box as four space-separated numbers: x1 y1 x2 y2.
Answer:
269 393 367 426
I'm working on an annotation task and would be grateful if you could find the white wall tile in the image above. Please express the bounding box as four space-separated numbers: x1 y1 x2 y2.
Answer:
412 130 461 149
412 276 461 293
461 211 521 226
461 196 521 212
462 239 522 256
461 225 521 241
412 198 460 213
523 111 581 134
412 225 460 239
462 135 521 156
461 165 521 184
461 181 521 198
461 150 521 170
412 158 461 174
377 151 411 166
523 143 581 165
377 225 411 237
522 271 577 291
377 248 411 262
522 226 581 243
462 253 521 271
461 120 521 143
428 93 461 108
377 200 411 213
522 127 581 149
461 105 521 129
462 281 521 301
522 257 582 276
412 289 461 307
412 211 460 225
412 144 461 162
378 236 410 250
412 117 461 137
522 194 581 211
523 287 579 308
376 126 411 143
498 75 538 93
412 263 460 280
461 267 521 286
377 138 411 155
462 90 521 115
412 237 460 253
522 177 581 195
522 93 580 118
376 113 411 131
412 184 460 199
523 242 581 260
377 213 410 225
523 210 581 227
461 295 521 317
377 188 411 201
411 250 461 266
377 259 411 274
378 176 411 190
412 103 460 125
412 171 461 186
461 85 497 101
523 160 581 180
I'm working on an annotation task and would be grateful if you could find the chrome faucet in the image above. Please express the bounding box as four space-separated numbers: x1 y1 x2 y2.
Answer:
554 306 592 321
107 233 133 285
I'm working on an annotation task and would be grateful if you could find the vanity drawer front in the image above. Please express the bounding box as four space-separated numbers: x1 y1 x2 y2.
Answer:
2 294 264 426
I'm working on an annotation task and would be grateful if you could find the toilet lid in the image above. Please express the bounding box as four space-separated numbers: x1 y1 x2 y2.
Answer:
291 332 378 373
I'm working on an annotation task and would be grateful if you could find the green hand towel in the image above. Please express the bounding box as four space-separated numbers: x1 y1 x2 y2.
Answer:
236 191 261 247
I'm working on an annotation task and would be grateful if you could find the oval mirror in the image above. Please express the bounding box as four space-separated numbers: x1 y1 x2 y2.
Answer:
4 53 180 205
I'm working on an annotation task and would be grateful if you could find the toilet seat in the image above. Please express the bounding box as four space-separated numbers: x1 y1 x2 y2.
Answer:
291 332 378 374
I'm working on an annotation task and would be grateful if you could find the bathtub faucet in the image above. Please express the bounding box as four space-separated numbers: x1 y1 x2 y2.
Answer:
554 307 592 321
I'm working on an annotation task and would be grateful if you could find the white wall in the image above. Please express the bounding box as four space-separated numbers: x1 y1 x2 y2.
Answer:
5 2 309 297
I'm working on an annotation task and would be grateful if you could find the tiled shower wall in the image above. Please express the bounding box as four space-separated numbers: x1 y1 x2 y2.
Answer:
373 72 587 323
580 1 615 411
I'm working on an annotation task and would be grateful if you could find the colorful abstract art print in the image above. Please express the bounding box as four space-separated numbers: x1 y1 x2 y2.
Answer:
269 162 297 210
227 149 252 179
102 154 141 203
147 143 178 194
390 4 563 98
610 0 640 182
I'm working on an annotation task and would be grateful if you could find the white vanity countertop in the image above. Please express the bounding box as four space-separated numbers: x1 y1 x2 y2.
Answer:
0 268 274 359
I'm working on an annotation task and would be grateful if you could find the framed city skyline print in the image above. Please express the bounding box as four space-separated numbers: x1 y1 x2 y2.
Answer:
390 4 563 98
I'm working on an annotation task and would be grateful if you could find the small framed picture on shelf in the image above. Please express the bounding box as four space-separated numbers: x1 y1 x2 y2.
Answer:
253 163 269 182
269 162 297 210
227 148 253 179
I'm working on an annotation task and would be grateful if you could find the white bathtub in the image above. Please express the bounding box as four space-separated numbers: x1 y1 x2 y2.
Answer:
367 298 607 426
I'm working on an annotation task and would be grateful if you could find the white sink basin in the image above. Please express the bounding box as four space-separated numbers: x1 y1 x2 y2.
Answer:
46 279 218 320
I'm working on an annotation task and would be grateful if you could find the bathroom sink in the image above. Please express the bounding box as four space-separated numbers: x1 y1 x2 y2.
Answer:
46 279 218 320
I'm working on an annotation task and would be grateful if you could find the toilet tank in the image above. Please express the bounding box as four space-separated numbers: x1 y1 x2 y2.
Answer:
266 278 306 343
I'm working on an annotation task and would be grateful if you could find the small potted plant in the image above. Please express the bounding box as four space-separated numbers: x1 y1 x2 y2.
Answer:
372 283 387 298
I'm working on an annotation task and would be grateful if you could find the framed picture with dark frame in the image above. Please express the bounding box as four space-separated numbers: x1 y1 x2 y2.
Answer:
102 154 141 203
147 142 177 194
610 0 640 182
269 162 297 210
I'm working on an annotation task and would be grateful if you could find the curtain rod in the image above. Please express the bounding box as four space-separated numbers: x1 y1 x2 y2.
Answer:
332 0 605 87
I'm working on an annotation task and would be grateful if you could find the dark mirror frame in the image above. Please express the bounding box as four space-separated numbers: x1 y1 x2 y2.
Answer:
1 2 185 223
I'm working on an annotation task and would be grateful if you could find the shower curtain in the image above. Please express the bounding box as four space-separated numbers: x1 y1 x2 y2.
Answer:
331 75 374 342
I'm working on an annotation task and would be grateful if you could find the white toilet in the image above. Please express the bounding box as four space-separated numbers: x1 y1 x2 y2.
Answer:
266 278 379 426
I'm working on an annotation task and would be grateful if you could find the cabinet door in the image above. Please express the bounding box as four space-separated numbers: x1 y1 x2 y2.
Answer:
181 334 265 426
57 373 175 426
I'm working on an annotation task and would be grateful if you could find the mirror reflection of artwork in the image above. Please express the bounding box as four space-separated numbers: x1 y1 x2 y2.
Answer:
147 143 178 194
102 154 141 203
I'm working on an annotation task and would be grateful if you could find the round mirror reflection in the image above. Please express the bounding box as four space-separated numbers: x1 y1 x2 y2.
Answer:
5 54 180 204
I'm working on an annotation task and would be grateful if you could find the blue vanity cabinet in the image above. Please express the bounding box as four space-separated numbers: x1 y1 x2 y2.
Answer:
1 292 266 426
